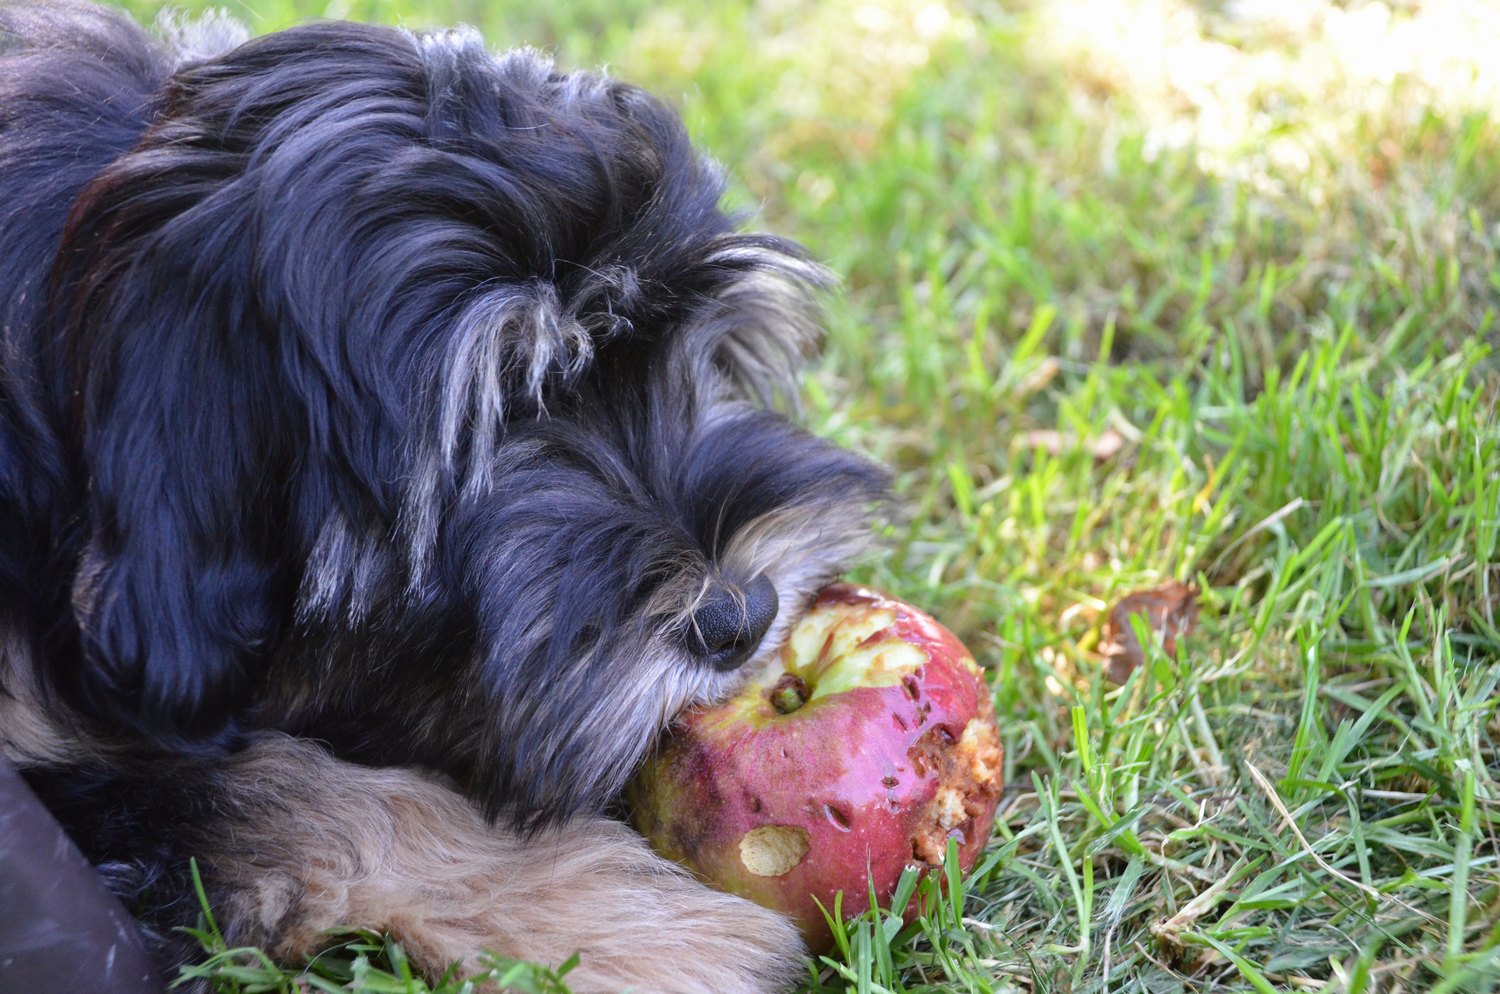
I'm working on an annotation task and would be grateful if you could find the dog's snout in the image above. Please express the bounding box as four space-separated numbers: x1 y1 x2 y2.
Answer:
685 574 778 671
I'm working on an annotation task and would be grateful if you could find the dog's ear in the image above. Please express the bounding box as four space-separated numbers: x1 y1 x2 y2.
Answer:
696 236 832 412
48 144 291 749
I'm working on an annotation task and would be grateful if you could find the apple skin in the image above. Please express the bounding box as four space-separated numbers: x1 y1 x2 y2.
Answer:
628 583 1002 951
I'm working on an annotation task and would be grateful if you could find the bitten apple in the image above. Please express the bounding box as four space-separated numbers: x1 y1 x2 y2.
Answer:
628 583 1002 951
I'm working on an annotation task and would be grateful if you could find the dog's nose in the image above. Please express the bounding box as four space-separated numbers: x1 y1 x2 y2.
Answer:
685 574 779 671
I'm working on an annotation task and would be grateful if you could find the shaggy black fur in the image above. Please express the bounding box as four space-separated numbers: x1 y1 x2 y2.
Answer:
0 0 887 975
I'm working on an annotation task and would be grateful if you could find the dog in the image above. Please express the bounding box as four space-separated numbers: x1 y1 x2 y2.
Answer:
0 3 890 991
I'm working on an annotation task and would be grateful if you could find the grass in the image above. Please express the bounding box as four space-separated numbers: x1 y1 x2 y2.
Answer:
116 0 1500 991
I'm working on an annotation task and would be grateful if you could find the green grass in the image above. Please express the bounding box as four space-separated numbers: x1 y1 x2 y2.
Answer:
117 0 1500 990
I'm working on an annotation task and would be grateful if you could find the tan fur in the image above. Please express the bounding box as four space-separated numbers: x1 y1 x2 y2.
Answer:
0 628 83 763
718 502 877 671
211 734 804 994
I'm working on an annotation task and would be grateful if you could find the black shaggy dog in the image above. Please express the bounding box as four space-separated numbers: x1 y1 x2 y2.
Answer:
0 3 888 990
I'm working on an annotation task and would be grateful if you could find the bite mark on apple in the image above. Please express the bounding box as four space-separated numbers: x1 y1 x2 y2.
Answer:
906 724 956 776
739 825 810 876
909 707 1002 864
932 786 968 831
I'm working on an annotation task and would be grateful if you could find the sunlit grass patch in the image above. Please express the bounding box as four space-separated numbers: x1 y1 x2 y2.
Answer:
1035 0 1500 184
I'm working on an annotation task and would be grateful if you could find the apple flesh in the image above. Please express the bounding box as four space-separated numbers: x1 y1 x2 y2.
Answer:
628 584 1002 951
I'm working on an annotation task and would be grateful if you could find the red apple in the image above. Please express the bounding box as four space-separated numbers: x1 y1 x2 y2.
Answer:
628 583 1002 951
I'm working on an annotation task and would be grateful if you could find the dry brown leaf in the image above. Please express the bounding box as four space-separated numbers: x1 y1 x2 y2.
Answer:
1099 580 1199 683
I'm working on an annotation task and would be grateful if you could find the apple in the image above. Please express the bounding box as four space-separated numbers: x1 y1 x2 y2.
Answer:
628 583 1002 951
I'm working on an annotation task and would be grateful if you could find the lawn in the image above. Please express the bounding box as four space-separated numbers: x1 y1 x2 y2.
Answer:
120 0 1500 991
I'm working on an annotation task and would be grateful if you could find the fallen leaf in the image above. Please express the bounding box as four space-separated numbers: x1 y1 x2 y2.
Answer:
1020 426 1126 463
1099 580 1198 683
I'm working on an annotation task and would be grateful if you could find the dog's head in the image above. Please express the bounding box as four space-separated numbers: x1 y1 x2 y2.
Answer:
49 20 887 825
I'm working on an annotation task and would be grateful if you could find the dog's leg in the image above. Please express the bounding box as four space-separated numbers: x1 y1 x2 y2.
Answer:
172 734 803 994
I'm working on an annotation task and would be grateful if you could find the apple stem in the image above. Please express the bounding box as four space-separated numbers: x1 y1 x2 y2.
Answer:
770 674 810 714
